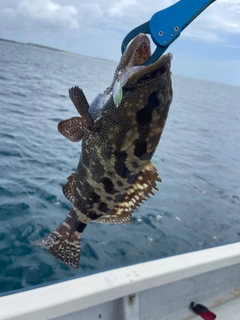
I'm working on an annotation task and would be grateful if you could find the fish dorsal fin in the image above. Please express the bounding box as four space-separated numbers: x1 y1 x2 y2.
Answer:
113 161 161 214
58 117 88 142
62 173 76 203
69 86 94 127
96 162 161 225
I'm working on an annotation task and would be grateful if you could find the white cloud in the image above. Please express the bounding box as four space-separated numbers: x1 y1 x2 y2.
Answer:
18 0 79 29
181 0 240 45
76 0 240 47
3 0 240 46
77 3 103 26
108 0 138 18
2 8 14 15
106 0 177 31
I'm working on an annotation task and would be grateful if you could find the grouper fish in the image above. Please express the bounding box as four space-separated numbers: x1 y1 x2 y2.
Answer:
34 34 173 268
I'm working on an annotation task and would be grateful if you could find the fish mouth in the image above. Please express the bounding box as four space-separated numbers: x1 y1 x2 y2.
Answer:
121 33 151 68
118 33 172 87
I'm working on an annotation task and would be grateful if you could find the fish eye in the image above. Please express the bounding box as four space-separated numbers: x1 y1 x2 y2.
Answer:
148 91 164 109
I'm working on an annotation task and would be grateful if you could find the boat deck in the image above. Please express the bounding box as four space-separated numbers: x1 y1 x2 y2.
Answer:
191 296 240 320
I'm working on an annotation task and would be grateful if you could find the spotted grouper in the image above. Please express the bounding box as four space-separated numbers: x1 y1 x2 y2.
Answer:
34 34 173 268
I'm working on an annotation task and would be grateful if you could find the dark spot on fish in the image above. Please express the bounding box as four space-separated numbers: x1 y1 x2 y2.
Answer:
114 151 130 178
113 193 125 204
117 180 123 186
76 223 87 233
88 211 102 220
158 66 166 75
106 196 112 201
134 141 147 158
136 105 152 126
90 192 100 203
131 161 139 168
127 173 136 184
101 177 114 193
148 91 162 109
98 202 108 212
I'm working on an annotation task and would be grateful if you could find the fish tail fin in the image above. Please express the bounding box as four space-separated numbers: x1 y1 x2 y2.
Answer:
33 227 82 269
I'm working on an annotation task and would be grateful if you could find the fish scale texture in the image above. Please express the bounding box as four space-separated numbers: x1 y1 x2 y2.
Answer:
34 34 173 268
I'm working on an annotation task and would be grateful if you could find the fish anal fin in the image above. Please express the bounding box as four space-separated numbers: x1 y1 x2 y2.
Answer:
95 212 132 224
58 117 87 142
62 173 76 203
69 86 94 127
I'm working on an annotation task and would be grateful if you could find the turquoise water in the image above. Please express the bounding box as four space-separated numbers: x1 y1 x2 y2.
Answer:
0 40 240 294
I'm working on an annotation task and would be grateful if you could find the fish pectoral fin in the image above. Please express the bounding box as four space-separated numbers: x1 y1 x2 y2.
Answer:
69 86 94 127
58 117 87 142
94 211 132 224
62 173 76 203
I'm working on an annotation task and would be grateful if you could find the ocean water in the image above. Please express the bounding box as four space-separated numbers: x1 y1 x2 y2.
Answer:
0 40 240 294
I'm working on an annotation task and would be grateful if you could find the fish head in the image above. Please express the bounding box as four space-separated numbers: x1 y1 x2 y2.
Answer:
107 34 173 161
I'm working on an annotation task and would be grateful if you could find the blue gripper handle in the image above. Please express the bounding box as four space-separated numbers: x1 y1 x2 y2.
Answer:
150 0 216 48
121 0 216 65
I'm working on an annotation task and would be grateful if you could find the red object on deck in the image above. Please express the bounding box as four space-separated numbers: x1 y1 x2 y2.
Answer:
190 302 216 320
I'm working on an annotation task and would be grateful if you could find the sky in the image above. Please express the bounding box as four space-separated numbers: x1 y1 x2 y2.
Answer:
1 0 240 86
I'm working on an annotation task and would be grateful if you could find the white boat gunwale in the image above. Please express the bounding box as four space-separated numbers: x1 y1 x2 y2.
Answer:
1 242 240 320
